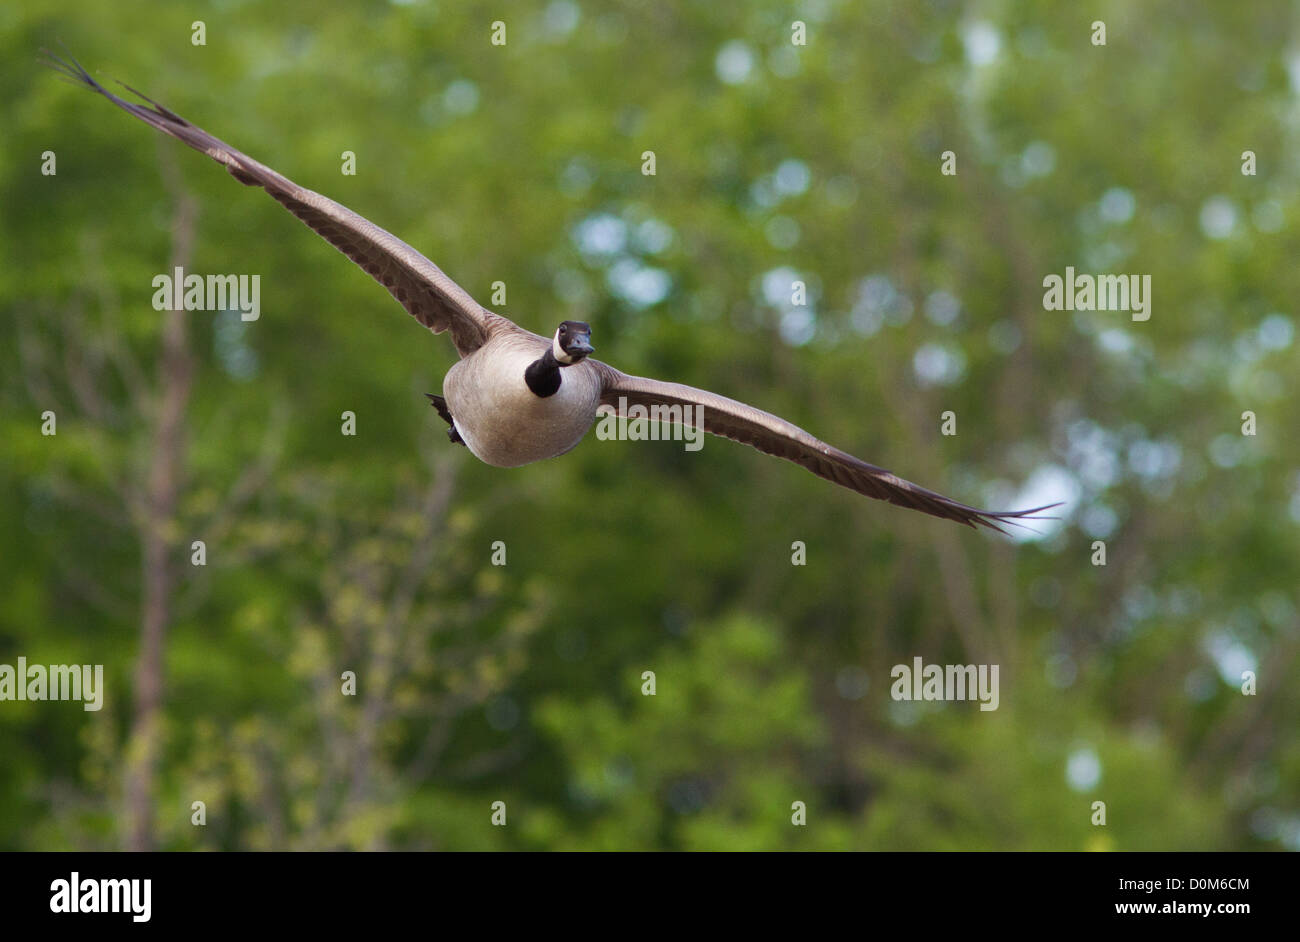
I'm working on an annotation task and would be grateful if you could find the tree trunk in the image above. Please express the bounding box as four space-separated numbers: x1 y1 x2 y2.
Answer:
125 178 196 852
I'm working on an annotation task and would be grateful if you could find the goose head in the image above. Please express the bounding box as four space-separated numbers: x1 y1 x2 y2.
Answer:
552 320 593 364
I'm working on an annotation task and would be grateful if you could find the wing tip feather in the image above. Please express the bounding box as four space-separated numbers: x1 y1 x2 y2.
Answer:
969 500 1065 536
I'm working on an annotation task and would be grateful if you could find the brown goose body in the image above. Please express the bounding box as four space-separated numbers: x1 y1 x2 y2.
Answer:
445 329 603 467
48 53 1057 533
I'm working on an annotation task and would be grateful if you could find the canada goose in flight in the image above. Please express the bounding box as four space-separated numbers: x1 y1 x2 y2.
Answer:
47 54 1056 533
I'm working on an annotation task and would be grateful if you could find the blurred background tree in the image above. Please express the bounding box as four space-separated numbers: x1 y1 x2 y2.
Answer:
1 0 1297 850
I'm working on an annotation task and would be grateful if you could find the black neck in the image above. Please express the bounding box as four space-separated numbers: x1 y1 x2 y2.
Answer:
524 348 562 398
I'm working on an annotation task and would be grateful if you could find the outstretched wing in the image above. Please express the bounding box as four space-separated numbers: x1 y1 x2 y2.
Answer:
45 52 499 357
594 364 1059 533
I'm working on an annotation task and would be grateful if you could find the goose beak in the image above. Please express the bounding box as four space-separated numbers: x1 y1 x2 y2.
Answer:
565 332 594 358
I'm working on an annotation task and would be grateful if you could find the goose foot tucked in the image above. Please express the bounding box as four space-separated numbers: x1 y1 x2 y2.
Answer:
424 393 466 446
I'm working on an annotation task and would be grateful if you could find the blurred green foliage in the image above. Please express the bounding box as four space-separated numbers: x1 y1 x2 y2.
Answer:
1 0 1297 850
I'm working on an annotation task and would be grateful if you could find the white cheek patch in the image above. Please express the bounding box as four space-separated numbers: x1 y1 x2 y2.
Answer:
553 332 574 364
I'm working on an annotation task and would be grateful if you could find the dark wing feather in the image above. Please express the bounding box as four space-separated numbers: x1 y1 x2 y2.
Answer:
594 363 1059 533
44 52 497 357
